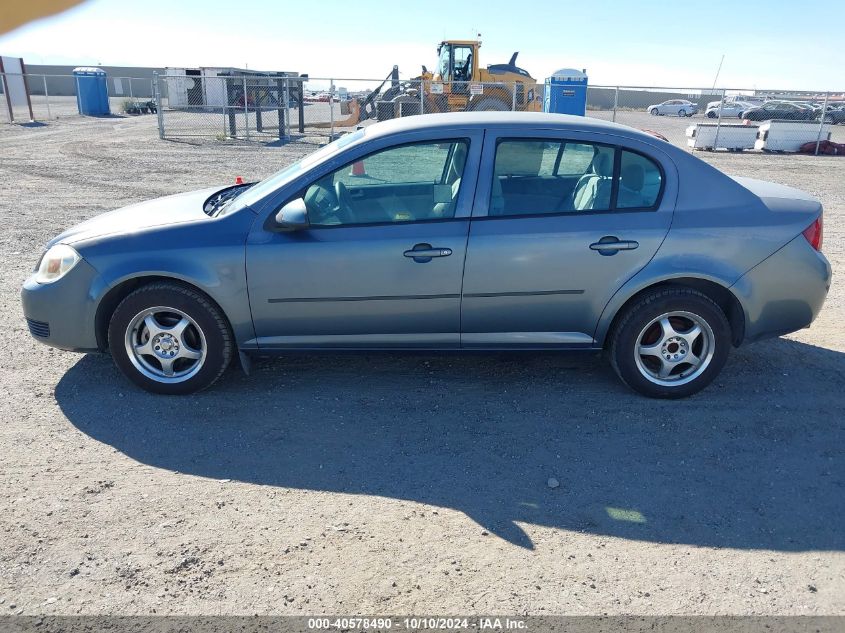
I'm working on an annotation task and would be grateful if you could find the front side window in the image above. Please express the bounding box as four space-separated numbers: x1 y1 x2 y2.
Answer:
437 45 451 78
302 140 468 226
490 139 662 216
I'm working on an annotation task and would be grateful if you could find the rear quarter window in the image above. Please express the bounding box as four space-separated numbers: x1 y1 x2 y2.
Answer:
617 150 663 209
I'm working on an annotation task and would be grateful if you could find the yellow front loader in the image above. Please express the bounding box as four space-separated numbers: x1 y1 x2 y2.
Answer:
330 39 541 128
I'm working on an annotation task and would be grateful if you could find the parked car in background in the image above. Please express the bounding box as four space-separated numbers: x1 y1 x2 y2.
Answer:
741 101 816 121
818 106 845 125
794 102 823 115
648 99 699 117
705 101 755 119
706 95 765 111
21 112 830 399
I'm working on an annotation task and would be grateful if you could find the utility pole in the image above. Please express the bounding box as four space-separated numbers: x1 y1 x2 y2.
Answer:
711 54 725 93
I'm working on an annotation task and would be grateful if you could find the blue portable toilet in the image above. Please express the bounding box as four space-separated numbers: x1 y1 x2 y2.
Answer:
73 67 111 116
544 68 588 116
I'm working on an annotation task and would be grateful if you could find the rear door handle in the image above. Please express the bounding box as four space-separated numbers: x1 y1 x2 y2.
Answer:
404 243 452 263
589 236 639 255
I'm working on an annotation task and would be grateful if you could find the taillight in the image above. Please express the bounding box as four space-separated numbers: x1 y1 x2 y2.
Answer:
802 215 823 251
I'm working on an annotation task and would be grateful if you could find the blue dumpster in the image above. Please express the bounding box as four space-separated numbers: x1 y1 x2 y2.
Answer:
544 68 588 116
73 67 110 116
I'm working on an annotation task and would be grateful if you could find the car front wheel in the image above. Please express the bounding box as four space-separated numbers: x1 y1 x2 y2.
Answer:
108 282 233 394
650 108 659 116
609 288 731 398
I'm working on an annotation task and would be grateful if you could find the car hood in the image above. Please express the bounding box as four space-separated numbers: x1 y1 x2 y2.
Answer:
49 187 224 247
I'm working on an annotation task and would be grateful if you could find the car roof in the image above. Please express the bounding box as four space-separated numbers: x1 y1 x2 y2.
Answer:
361 111 659 144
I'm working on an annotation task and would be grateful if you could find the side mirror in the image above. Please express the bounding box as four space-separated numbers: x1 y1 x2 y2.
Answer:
274 198 309 231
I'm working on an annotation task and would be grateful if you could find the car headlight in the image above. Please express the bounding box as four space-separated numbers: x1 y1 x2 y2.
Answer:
34 244 81 284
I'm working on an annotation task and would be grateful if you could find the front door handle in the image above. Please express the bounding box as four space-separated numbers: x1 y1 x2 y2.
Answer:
589 236 639 256
404 243 452 263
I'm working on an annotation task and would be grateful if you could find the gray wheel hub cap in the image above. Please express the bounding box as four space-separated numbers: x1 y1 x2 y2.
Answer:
634 311 715 387
124 306 206 384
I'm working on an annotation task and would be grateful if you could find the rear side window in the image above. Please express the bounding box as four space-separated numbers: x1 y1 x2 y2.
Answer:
617 150 663 209
490 139 663 216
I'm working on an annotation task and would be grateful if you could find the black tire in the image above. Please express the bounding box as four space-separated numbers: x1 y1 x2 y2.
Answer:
391 94 421 117
609 288 731 399
650 108 659 116
678 108 686 117
470 96 509 112
107 282 233 395
706 111 716 118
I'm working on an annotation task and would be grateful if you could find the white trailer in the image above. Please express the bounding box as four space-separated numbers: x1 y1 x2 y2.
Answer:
165 67 240 109
755 120 831 152
686 123 758 151
164 68 189 107
201 68 229 108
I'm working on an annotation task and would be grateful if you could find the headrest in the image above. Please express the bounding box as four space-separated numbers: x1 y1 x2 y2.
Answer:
593 153 613 178
621 164 645 192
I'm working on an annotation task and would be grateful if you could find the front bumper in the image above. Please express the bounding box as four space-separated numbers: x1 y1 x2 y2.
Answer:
731 235 832 344
21 258 101 352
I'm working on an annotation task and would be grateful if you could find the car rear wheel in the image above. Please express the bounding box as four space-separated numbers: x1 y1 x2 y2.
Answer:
650 108 659 116
609 288 731 399
678 108 686 117
706 110 716 118
108 282 233 395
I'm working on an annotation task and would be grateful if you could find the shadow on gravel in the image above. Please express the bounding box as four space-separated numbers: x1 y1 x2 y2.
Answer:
56 339 845 551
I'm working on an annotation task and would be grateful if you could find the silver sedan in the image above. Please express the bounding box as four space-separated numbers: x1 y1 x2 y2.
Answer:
648 99 699 117
21 113 831 398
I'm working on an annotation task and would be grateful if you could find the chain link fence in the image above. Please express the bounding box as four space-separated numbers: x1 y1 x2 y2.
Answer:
1 72 157 122
3 71 843 155
152 73 544 141
588 85 844 154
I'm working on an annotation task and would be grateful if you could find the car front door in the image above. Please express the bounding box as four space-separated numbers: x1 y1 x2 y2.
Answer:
246 131 482 349
460 129 676 348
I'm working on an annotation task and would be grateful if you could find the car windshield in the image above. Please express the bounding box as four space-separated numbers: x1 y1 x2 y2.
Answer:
223 129 366 215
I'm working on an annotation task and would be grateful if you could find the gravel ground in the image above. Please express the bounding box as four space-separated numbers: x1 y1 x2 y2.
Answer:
1 113 843 616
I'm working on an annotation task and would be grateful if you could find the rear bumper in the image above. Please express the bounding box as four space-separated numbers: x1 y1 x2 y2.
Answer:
20 259 100 352
731 235 832 344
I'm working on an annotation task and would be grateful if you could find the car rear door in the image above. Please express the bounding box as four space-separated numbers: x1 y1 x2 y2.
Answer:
246 131 483 349
460 128 676 348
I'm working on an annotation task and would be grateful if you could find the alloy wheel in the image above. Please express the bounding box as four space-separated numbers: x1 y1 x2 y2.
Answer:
124 306 207 383
634 311 715 387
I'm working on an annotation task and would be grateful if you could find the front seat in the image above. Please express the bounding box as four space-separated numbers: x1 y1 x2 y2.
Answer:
432 143 468 218
571 153 613 211
432 177 462 218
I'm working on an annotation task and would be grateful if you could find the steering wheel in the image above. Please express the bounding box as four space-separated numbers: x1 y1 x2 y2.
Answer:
303 182 339 224
334 181 356 223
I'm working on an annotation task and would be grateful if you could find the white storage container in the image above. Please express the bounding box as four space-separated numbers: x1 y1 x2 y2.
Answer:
686 123 758 151
754 120 831 152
